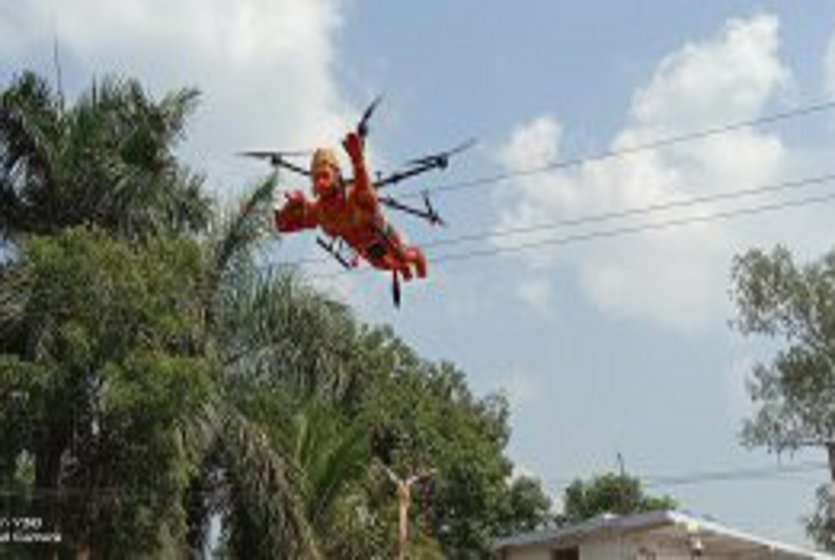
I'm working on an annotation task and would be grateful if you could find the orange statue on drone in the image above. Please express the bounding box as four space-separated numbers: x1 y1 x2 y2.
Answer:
243 98 472 307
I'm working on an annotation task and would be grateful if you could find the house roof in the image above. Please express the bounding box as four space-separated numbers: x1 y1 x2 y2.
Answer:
494 510 833 559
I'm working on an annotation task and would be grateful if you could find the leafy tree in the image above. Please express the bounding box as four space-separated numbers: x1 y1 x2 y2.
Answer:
496 476 552 534
0 71 324 558
180 178 332 560
0 69 217 558
0 70 210 244
559 473 677 525
0 227 215 558
805 483 835 552
731 245 835 550
0 69 556 559
361 357 549 556
0 174 332 560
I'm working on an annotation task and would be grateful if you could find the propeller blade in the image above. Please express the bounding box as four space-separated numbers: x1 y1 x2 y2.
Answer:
357 95 383 138
422 191 446 226
405 138 477 167
238 150 274 160
238 149 311 159
447 137 477 157
238 150 312 176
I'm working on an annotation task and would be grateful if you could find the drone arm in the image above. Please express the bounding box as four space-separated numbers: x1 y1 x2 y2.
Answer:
239 152 312 177
276 159 312 177
375 162 437 190
379 195 444 226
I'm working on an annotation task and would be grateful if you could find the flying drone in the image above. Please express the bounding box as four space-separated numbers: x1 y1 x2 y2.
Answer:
241 97 473 307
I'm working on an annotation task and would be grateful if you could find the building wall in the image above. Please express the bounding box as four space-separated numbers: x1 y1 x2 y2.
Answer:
580 538 629 560
582 535 718 560
500 544 553 560
501 535 723 560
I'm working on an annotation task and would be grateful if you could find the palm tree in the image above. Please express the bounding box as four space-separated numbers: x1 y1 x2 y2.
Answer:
0 71 215 559
0 72 314 558
186 176 375 559
0 69 453 559
0 70 210 244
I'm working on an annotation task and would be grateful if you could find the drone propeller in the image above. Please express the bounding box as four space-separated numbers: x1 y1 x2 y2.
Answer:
422 191 445 226
375 137 476 190
238 150 312 177
357 95 383 139
405 138 476 169
239 149 312 159
379 192 445 227
406 138 476 167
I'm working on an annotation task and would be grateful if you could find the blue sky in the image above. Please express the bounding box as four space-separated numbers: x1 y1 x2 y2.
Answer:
4 0 835 547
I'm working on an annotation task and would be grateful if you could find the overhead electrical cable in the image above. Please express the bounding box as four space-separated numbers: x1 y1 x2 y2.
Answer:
282 172 835 268
398 99 835 199
543 460 829 489
3 462 828 498
297 181 835 279
425 173 835 249
643 461 828 487
431 189 835 266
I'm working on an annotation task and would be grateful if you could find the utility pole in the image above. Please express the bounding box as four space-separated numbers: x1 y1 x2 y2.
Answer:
616 452 627 514
381 465 436 560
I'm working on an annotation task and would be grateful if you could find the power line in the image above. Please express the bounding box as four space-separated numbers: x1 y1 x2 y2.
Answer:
643 461 828 487
4 462 827 499
242 99 835 200
281 171 835 269
271 99 835 269
432 189 835 266
302 185 835 280
399 99 835 199
416 172 835 251
544 461 829 489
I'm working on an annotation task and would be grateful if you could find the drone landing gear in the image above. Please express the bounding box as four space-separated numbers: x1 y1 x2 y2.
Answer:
392 271 401 309
379 192 445 226
317 236 355 269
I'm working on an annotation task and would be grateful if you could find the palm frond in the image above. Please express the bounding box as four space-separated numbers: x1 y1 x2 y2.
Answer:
222 408 322 559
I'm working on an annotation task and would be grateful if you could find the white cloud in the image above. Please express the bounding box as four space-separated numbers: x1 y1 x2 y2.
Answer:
0 0 357 199
517 277 555 314
490 13 827 332
630 14 789 128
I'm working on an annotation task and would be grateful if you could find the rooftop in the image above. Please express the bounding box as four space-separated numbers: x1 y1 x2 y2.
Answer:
494 510 833 559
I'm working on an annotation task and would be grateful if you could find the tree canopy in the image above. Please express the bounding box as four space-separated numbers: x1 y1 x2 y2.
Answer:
559 472 677 526
0 70 210 243
0 69 552 559
731 244 835 550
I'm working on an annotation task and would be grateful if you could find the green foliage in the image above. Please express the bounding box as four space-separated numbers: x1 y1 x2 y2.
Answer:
495 476 552 535
804 483 835 552
731 244 835 550
0 227 215 557
560 473 677 525
0 69 551 559
219 409 321 560
360 355 546 556
731 245 835 452
0 70 211 242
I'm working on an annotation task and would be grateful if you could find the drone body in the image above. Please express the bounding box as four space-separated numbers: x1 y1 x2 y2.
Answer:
275 131 428 288
244 98 471 307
